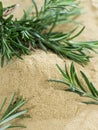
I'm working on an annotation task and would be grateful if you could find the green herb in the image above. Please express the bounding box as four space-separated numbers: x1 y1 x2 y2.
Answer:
0 0 98 67
0 93 28 129
49 63 98 104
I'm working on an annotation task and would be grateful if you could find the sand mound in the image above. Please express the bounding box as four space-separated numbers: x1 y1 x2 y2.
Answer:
1 0 98 130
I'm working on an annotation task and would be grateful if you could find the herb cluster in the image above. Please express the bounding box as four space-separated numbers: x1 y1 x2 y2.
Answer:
0 0 98 67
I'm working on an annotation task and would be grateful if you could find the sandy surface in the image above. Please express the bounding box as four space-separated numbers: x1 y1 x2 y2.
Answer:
0 0 98 130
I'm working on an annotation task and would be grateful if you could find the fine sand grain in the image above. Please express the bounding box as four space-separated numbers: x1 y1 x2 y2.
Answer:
0 0 98 130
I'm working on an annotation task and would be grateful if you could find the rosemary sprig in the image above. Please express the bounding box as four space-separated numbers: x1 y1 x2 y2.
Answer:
49 63 98 104
0 93 28 130
0 0 98 67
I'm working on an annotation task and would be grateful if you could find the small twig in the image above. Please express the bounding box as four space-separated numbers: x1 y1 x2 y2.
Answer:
49 63 98 104
3 4 16 17
0 93 28 129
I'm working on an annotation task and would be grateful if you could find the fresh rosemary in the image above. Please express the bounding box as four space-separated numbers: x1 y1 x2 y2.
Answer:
0 0 98 67
0 93 28 130
49 63 98 104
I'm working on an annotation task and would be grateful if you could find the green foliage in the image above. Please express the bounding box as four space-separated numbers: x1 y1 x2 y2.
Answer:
49 63 98 104
0 93 28 129
0 0 98 67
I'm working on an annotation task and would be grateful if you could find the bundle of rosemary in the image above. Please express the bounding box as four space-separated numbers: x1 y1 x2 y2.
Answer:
0 0 98 67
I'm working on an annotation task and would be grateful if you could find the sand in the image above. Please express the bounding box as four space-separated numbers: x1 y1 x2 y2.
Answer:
0 0 98 130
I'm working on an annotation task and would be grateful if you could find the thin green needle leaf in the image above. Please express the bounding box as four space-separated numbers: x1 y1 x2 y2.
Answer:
67 26 85 40
0 124 11 130
48 14 58 34
56 64 68 80
0 2 3 18
0 110 27 126
38 41 47 52
80 71 97 97
31 0 38 17
65 64 71 80
48 79 69 86
70 62 76 83
2 93 15 118
90 82 98 96
0 98 7 113
74 72 86 92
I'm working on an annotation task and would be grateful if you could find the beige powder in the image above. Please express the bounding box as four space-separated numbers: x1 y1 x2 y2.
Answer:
0 0 98 130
